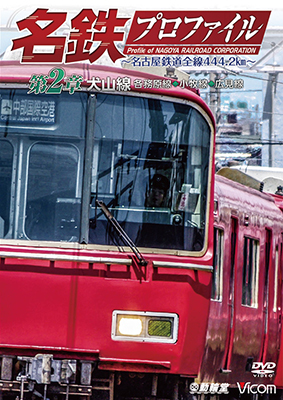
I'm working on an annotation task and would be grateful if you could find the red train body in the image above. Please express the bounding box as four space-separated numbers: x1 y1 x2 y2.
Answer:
201 173 283 391
0 61 282 400
0 61 215 399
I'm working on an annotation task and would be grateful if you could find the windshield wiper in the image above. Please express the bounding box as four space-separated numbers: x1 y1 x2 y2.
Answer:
96 200 147 266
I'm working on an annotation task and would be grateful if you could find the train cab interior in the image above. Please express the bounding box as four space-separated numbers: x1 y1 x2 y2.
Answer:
87 93 211 252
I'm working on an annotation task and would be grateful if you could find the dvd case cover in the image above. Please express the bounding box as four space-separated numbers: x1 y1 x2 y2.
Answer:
0 1 282 399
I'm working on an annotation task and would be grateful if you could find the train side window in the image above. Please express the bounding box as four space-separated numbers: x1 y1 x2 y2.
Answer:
0 141 13 238
273 246 279 312
211 228 224 301
242 237 259 307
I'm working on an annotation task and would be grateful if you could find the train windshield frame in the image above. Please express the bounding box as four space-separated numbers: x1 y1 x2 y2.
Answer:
0 88 213 254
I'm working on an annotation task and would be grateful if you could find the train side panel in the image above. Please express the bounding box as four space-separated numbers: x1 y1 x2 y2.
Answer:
200 174 283 386
274 194 283 388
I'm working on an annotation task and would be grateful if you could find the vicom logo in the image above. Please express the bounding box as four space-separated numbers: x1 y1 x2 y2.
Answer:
251 362 276 377
237 382 276 395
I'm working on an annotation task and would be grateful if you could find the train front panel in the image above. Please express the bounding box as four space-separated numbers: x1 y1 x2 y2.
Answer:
0 61 216 400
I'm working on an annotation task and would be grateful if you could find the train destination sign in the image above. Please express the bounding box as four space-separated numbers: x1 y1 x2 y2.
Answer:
0 96 56 125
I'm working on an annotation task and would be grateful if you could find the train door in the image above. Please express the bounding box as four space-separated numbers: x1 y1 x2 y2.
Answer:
259 228 272 362
279 235 283 346
274 241 282 353
222 216 238 372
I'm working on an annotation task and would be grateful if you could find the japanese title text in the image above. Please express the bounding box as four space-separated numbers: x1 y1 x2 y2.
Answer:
11 9 270 63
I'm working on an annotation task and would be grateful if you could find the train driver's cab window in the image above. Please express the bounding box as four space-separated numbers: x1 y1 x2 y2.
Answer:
211 228 223 301
0 89 87 242
0 89 212 248
89 94 212 252
25 143 81 241
242 237 259 307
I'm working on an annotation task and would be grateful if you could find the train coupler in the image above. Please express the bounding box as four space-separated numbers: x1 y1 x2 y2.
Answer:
0 354 95 400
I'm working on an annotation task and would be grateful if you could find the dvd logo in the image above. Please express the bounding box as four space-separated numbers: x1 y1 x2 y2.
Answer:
237 382 276 395
251 362 276 377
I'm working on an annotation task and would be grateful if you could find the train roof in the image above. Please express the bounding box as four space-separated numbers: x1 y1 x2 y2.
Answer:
0 60 215 123
273 193 283 212
215 172 283 217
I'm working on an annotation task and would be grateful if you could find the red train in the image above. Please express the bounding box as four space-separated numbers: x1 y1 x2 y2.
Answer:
0 60 282 400
201 168 283 394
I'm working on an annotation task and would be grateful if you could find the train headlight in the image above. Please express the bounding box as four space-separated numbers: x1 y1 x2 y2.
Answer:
118 316 143 336
112 311 178 343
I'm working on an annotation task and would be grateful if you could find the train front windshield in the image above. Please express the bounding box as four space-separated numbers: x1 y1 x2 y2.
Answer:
0 90 212 252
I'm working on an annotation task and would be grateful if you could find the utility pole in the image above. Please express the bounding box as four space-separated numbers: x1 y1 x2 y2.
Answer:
268 72 278 167
209 72 221 130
